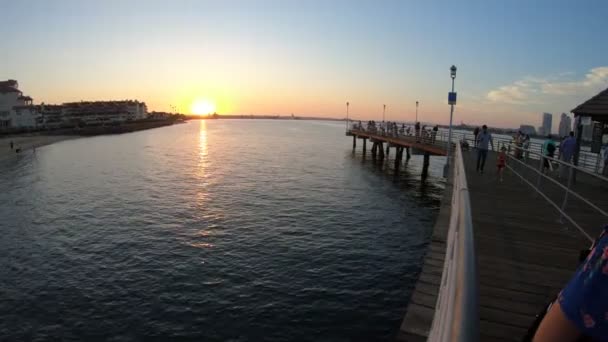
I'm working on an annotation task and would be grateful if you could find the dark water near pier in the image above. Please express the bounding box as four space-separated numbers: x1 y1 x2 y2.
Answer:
0 120 444 341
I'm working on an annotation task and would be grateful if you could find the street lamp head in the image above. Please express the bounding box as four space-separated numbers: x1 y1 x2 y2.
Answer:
346 101 349 106
416 101 419 106
450 65 457 79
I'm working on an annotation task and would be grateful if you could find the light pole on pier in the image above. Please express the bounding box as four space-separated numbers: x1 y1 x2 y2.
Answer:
383 104 386 122
443 65 457 178
346 101 349 132
416 101 419 123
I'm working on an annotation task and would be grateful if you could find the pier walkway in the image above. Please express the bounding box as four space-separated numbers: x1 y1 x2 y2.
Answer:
345 126 607 341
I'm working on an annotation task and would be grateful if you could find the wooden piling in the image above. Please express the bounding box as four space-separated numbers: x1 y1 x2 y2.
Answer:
394 147 402 169
378 142 385 160
353 135 356 149
362 138 367 154
422 151 430 179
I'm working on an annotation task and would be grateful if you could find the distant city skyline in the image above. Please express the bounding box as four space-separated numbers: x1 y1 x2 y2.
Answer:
1 0 608 132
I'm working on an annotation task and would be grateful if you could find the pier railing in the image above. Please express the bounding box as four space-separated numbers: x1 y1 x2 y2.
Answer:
428 142 479 342
503 143 607 242
348 124 455 152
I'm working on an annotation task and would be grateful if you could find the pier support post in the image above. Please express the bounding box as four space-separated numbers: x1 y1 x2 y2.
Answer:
422 152 430 179
406 147 411 161
378 142 385 160
353 135 356 149
362 138 367 154
371 142 377 159
386 145 390 159
394 147 402 170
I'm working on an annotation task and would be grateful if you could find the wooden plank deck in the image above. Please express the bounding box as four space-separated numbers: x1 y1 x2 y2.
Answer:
397 149 594 341
464 150 591 341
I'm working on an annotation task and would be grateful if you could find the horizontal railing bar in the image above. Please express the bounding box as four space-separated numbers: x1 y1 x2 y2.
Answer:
507 143 608 183
505 154 608 218
506 163 594 242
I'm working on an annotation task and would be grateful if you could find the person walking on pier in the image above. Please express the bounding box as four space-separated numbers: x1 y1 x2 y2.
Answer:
542 134 557 174
496 146 507 182
558 131 576 179
476 125 494 174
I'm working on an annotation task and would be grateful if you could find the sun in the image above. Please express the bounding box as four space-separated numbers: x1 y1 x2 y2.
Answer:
191 99 216 115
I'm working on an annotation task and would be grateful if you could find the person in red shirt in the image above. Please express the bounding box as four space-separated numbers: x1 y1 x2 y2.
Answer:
497 146 507 182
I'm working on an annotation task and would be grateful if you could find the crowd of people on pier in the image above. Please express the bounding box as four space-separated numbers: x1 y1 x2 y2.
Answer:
352 120 608 179
353 120 440 144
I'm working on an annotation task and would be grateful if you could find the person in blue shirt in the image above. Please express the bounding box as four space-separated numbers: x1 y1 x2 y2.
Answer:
534 225 608 341
559 131 578 179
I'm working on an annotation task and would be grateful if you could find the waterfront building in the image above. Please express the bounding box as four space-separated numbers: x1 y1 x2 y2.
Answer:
0 80 41 129
558 113 572 138
37 104 66 129
61 100 148 126
537 126 545 136
541 113 552 136
519 124 536 135
2 79 153 130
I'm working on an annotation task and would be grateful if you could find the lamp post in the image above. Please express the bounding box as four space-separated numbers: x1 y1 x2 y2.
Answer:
382 104 386 133
416 101 419 123
346 101 349 132
444 65 457 178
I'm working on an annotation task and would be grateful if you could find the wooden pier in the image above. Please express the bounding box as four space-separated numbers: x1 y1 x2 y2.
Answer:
398 149 591 341
349 129 448 179
345 128 605 341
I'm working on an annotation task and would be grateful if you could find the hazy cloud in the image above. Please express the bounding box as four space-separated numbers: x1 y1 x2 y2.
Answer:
486 66 608 104
541 66 608 95
487 85 529 104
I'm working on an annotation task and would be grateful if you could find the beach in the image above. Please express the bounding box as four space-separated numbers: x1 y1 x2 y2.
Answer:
0 135 77 159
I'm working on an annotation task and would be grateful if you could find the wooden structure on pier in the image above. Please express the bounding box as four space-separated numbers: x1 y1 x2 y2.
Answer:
349 129 448 178
349 129 448 157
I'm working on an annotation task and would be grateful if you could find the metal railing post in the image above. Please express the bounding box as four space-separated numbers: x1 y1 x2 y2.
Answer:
559 164 574 223
536 153 544 190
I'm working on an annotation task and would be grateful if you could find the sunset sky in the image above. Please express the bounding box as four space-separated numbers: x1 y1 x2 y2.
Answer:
1 0 607 130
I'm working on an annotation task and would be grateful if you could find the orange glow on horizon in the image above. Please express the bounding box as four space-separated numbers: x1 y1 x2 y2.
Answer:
191 99 216 115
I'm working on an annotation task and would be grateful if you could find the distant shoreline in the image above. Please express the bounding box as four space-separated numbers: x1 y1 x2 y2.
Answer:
0 119 182 159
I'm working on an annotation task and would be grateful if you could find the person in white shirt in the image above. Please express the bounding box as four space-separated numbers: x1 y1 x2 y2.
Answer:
476 125 494 174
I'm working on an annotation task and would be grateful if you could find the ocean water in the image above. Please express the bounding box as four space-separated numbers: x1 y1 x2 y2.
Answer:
0 120 444 341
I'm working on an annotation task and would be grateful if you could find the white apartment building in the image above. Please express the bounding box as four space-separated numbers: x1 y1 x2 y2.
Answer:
1 79 149 129
0 80 41 129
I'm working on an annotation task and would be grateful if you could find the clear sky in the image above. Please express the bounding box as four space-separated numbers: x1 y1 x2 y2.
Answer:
1 0 607 130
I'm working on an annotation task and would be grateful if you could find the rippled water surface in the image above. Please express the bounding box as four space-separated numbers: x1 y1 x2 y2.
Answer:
0 120 445 341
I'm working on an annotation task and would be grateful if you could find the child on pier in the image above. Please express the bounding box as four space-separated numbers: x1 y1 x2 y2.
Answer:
497 146 507 182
